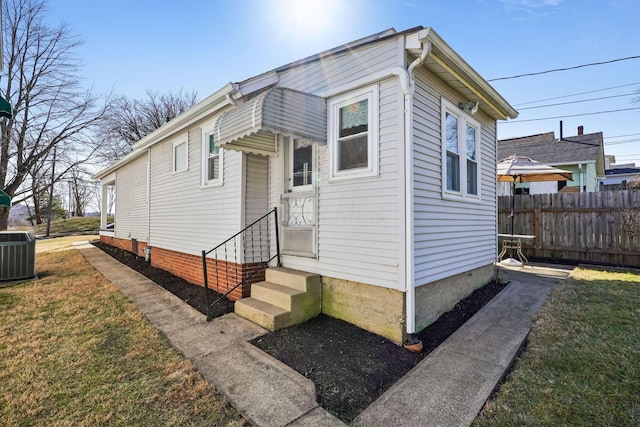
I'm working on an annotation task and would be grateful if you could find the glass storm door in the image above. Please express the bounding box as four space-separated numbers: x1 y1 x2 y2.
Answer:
281 138 317 257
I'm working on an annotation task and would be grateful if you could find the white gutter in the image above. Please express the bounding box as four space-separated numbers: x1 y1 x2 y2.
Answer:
404 36 432 337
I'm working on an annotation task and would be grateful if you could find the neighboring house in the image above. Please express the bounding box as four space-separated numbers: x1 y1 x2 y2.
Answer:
600 156 640 189
94 27 517 344
498 126 605 195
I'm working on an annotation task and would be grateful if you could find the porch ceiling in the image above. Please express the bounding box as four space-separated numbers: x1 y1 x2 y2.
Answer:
214 87 327 156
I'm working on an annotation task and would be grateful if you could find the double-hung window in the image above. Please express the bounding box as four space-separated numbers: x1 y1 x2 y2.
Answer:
441 98 481 200
329 85 379 180
201 121 223 187
172 136 188 173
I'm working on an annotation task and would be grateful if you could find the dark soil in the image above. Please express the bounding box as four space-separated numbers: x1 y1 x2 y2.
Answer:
252 281 507 422
92 241 506 423
92 241 235 318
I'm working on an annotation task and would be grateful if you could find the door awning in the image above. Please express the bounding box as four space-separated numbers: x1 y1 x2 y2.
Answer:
214 87 326 156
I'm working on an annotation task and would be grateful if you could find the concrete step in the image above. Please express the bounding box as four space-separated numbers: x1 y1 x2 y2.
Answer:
250 281 305 311
266 267 321 292
234 297 289 331
235 267 323 331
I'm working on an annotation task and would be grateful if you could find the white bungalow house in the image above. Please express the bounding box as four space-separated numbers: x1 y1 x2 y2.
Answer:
94 27 518 344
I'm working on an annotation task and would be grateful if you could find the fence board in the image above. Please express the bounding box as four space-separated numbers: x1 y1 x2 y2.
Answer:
498 189 640 267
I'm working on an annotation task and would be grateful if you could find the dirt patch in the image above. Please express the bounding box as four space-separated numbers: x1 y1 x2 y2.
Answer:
92 241 506 423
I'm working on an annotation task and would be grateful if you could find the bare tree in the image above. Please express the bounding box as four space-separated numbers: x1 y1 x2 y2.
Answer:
0 0 109 230
65 165 95 217
98 89 198 162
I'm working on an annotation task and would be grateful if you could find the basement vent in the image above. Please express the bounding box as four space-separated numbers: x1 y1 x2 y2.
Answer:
0 231 36 282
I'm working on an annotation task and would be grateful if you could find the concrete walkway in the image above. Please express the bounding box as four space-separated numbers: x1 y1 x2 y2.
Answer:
76 241 572 427
353 263 573 426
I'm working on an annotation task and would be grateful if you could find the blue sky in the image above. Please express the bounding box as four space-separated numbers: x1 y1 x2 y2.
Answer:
45 0 640 166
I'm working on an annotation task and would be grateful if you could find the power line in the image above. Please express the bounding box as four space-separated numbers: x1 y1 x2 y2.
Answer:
606 133 640 139
518 93 636 110
514 82 640 106
501 106 640 123
604 138 640 146
488 56 640 82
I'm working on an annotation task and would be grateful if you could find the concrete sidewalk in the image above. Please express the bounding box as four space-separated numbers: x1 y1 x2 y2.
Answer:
76 241 571 427
353 263 572 426
76 242 343 427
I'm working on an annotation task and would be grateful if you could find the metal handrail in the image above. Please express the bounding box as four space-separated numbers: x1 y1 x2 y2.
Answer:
202 207 281 321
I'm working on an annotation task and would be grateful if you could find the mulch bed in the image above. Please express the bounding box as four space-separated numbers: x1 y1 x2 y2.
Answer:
92 241 506 423
92 241 234 318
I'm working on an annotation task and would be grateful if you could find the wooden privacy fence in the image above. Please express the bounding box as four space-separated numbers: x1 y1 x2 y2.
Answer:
498 190 640 267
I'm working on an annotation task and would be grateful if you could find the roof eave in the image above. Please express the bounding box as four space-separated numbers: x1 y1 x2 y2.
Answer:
132 82 241 151
93 83 242 180
411 28 518 120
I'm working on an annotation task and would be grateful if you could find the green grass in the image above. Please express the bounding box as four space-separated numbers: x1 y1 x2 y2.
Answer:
475 267 640 426
24 216 113 236
0 237 245 426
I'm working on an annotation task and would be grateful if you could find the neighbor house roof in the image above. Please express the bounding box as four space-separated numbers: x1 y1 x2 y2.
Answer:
498 131 604 165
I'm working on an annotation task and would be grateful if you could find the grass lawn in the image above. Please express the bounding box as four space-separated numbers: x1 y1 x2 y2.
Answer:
475 267 640 426
13 216 111 236
0 236 245 426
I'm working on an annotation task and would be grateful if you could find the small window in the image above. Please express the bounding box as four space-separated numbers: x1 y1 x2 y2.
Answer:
173 138 188 173
466 124 478 195
201 121 224 186
329 85 379 180
441 98 481 200
445 113 460 192
291 139 313 189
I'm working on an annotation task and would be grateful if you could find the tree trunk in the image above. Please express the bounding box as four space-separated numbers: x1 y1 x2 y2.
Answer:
0 206 9 231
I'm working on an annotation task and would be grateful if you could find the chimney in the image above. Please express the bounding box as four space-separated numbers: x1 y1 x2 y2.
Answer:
559 120 563 140
578 125 584 135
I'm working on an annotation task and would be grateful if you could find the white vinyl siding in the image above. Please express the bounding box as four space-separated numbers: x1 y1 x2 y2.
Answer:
114 154 149 242
149 123 243 257
269 77 402 290
412 66 498 286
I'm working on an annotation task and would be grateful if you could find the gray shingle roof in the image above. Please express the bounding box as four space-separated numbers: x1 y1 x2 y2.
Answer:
498 131 603 165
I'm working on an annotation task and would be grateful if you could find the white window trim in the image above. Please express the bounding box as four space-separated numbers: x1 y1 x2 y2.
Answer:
172 135 188 174
328 84 379 181
200 121 224 188
441 98 482 202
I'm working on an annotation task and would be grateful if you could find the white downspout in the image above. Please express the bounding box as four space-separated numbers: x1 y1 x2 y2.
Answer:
145 148 152 261
404 38 432 339
578 163 584 192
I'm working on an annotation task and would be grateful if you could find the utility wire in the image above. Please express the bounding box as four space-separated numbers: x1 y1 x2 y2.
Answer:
604 138 640 146
514 82 640 106
606 132 640 139
489 55 640 82
501 106 640 123
518 93 636 110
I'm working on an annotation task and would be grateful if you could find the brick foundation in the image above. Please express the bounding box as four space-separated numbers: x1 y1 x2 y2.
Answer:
144 245 264 301
100 237 264 301
100 235 148 258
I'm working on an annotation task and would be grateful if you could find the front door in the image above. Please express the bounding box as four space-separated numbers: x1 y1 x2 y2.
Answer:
281 138 317 257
